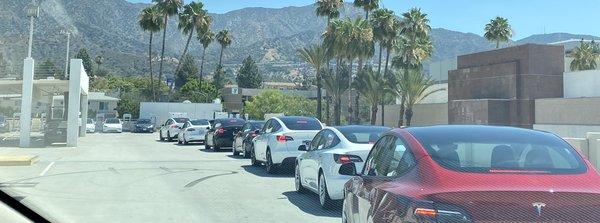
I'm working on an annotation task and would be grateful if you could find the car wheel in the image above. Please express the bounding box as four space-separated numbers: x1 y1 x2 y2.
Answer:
204 141 210 150
265 149 277 174
167 132 172 142
177 138 182 144
251 149 260 167
183 138 188 145
232 145 239 156
319 173 334 209
159 131 164 141
242 143 250 158
295 163 307 193
213 142 220 152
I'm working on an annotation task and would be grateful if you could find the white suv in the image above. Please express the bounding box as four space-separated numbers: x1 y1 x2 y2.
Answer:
252 116 323 174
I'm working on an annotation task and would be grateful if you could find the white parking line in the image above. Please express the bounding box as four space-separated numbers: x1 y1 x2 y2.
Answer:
40 162 55 176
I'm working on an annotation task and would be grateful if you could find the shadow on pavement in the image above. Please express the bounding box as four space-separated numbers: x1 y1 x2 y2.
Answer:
281 191 342 218
241 165 293 178
226 155 246 159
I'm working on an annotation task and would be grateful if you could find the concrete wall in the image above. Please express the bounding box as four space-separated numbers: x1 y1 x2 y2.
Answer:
139 102 223 126
428 58 456 82
376 103 448 127
563 70 600 98
416 83 448 104
534 97 600 138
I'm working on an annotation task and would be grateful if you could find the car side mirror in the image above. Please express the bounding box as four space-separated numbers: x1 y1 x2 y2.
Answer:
298 145 307 151
338 163 358 176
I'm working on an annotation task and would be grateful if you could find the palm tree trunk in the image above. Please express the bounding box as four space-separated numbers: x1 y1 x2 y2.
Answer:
200 47 207 79
158 15 169 102
219 46 225 68
406 107 413 127
496 40 500 49
326 96 331 125
335 96 342 125
335 57 342 125
355 90 360 124
380 46 392 126
365 10 369 20
316 67 322 121
377 43 383 76
370 104 377 125
347 59 353 124
398 95 406 127
148 32 155 102
176 29 195 73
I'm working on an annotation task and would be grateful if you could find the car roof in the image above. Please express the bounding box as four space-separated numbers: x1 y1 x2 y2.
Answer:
275 116 318 122
214 118 245 121
332 125 392 132
404 125 560 143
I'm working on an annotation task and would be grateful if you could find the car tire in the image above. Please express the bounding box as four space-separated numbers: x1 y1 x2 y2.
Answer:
251 149 260 167
183 138 188 145
213 142 220 152
167 132 172 142
159 131 164 141
265 149 277 174
319 173 335 209
233 147 239 156
295 163 307 193
204 141 210 150
242 142 250 158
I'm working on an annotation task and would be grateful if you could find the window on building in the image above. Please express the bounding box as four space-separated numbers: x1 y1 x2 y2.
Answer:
99 102 108 110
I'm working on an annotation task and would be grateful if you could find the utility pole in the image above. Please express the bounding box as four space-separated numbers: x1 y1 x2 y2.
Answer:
25 0 39 58
60 29 71 79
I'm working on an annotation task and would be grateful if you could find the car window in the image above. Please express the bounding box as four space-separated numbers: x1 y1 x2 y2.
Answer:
310 131 325 151
173 118 189 123
105 118 120 124
279 117 322 130
190 119 209 125
261 120 272 133
320 130 340 150
271 120 281 132
363 136 392 176
363 136 415 177
182 122 188 129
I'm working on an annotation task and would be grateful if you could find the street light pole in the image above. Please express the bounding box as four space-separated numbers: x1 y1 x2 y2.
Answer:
25 0 39 58
61 29 71 78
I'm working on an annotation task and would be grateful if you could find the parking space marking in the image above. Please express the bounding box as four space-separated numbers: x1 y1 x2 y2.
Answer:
108 167 120 174
184 171 238 188
159 166 173 173
40 162 55 176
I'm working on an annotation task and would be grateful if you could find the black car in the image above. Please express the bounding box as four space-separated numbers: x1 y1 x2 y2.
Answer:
232 121 265 157
205 118 246 151
132 118 155 133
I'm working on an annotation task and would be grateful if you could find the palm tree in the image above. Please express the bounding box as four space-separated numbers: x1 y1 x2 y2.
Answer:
176 1 211 72
198 30 214 79
138 5 163 101
153 0 183 101
402 70 445 126
391 8 433 127
315 0 344 24
216 29 232 68
570 40 600 71
298 44 328 121
353 0 379 20
484 16 513 48
322 65 349 125
355 66 387 124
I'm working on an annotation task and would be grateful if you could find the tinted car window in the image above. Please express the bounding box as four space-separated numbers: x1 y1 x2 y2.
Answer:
363 136 393 176
105 118 120 124
190 119 209 125
173 118 189 123
136 119 151 124
365 136 415 177
250 122 265 130
280 117 321 130
337 126 390 144
321 130 339 150
220 119 245 127
310 131 325 151
409 126 587 174
87 118 94 124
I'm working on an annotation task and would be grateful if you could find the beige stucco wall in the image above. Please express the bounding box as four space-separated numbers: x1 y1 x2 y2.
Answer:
376 103 448 127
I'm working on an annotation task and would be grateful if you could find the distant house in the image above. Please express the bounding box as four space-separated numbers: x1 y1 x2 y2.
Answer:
54 92 119 119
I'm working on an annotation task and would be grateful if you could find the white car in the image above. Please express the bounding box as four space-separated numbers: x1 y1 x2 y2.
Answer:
178 119 211 145
102 118 122 133
295 125 391 209
159 117 189 142
86 118 96 133
252 116 323 174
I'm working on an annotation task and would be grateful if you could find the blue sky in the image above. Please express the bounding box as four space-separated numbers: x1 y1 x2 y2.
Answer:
126 0 600 39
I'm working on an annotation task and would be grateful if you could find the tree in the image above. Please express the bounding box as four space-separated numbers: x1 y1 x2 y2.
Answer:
216 29 233 68
179 78 220 103
402 70 445 126
36 59 57 79
236 56 262 88
353 0 379 20
315 0 344 24
570 40 600 71
198 30 214 79
391 8 433 127
175 55 198 88
484 16 513 48
212 65 226 89
176 2 211 72
322 65 349 125
153 0 183 101
243 90 316 120
298 44 328 121
355 66 387 124
138 5 164 101
95 55 104 76
74 48 93 74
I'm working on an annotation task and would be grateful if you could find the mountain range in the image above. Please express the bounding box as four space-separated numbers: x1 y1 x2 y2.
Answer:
0 0 598 80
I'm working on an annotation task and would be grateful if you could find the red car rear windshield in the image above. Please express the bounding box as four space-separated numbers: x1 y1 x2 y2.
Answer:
409 126 587 174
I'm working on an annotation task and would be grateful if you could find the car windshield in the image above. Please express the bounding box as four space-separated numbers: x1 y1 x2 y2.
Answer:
280 117 321 130
87 119 93 124
409 127 587 174
105 118 120 124
250 122 265 129
136 119 151 124
190 119 209 125
173 118 189 123
337 126 391 144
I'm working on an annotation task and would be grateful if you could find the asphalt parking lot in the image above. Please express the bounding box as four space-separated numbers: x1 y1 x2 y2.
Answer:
0 132 341 223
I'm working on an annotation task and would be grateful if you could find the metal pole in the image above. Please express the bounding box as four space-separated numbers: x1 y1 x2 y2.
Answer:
64 32 70 78
27 16 34 58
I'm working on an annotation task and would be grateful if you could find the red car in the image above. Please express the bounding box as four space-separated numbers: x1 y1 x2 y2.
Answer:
341 125 600 223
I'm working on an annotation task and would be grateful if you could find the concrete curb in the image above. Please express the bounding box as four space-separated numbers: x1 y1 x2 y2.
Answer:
0 156 39 166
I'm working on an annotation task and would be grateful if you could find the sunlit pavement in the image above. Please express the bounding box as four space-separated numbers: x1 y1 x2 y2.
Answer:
0 133 340 223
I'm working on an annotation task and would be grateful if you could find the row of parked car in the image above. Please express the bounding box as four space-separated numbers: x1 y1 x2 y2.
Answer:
150 115 600 222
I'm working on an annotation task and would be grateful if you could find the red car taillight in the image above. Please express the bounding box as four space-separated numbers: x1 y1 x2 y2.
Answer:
276 135 293 142
217 128 225 134
333 154 363 164
407 200 472 223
